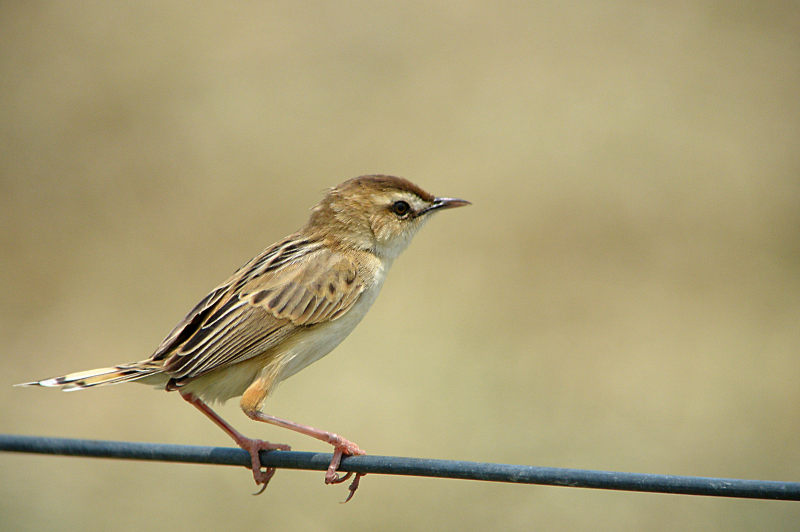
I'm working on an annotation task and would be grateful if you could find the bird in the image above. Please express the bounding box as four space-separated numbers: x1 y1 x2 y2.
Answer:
17 175 470 502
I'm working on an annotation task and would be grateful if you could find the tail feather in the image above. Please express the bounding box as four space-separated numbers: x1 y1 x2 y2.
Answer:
16 363 162 391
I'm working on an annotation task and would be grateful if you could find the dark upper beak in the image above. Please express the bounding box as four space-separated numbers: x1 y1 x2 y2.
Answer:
421 197 471 215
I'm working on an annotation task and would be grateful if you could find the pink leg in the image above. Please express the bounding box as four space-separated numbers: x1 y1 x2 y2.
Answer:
243 409 366 502
181 392 290 494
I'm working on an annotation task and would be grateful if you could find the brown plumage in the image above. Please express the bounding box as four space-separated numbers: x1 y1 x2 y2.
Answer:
17 175 470 501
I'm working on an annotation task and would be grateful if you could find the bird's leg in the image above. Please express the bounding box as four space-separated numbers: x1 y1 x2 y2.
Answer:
244 409 366 502
241 379 366 502
180 391 290 494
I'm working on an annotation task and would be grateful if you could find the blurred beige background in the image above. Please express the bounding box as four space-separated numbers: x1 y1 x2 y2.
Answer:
2 2 799 531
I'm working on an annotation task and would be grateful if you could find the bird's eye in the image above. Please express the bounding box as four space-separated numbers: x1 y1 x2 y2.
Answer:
391 200 411 217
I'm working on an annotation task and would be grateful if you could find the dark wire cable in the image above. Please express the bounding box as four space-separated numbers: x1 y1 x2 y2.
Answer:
2 434 798 501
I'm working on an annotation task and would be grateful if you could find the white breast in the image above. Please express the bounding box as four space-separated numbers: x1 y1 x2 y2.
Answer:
275 264 388 382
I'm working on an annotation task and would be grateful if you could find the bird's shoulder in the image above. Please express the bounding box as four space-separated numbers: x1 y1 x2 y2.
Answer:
237 237 380 324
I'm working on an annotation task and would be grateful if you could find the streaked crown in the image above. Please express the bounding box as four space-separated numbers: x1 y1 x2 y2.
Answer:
305 175 469 259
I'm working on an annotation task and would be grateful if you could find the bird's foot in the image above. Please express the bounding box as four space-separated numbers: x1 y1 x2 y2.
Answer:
236 436 291 495
323 436 366 503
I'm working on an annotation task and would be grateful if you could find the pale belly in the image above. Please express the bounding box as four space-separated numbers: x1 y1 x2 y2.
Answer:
177 270 386 404
277 282 381 381
276 262 388 381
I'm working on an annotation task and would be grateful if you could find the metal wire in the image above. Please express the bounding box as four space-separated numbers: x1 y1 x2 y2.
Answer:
2 433 798 501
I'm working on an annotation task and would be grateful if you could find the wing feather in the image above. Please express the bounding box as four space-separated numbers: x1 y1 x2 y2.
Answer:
151 237 367 384
243 250 363 324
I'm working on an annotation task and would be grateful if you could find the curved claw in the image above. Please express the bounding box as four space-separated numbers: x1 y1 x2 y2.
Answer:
327 470 354 485
323 445 366 502
254 485 268 495
341 473 364 504
249 464 276 496
242 439 291 495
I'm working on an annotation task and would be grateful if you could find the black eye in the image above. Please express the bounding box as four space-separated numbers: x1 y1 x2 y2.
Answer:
391 200 411 217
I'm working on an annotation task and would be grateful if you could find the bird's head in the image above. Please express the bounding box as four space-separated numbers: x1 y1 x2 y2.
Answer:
306 175 470 260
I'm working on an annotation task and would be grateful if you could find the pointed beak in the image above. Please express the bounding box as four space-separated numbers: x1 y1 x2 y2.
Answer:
422 197 471 215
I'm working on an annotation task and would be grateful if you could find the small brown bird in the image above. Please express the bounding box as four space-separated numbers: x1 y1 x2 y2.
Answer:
17 175 469 501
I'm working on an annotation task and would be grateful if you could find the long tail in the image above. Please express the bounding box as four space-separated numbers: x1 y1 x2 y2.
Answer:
16 362 162 391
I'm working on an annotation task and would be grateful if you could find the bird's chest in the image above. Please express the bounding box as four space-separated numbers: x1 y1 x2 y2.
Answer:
276 269 386 381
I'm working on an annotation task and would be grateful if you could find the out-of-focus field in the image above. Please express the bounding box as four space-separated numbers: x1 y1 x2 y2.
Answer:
1 3 798 531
